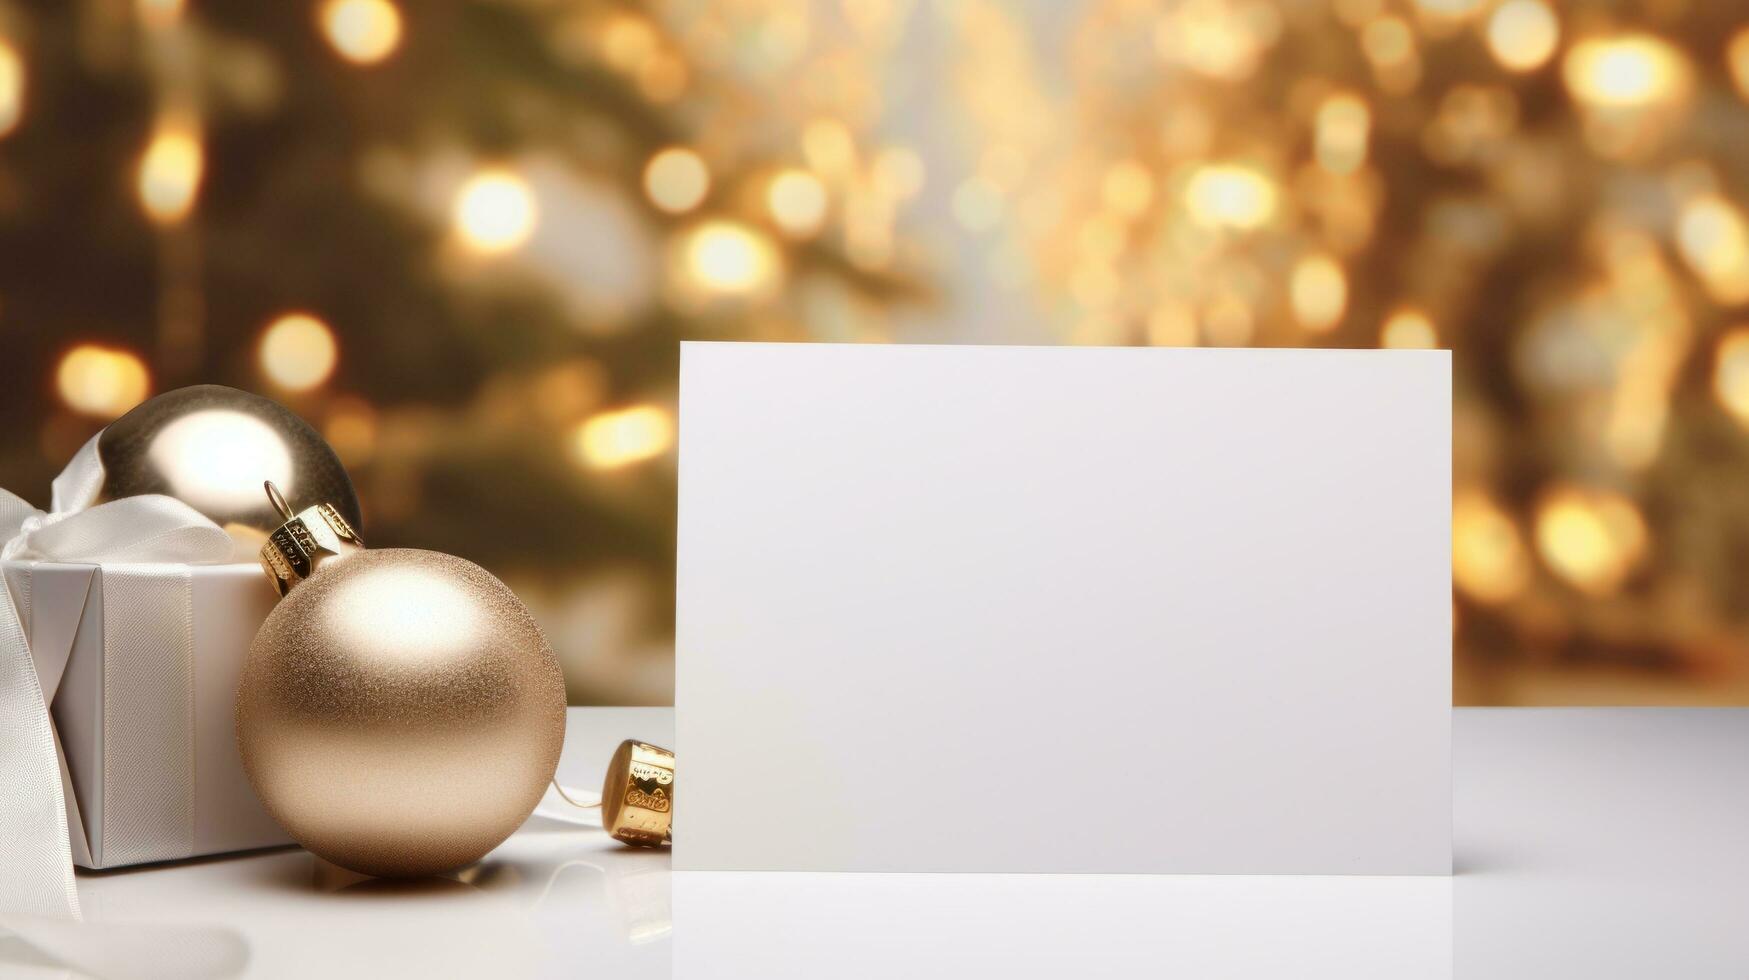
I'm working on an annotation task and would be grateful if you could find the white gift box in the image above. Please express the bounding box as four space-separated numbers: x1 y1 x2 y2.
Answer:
2 559 290 869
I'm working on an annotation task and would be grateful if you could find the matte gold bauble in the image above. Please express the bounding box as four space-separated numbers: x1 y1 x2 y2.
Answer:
237 495 565 878
98 384 363 537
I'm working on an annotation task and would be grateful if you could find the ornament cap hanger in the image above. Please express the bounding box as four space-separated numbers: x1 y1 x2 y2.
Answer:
599 739 674 847
258 479 364 597
265 480 294 522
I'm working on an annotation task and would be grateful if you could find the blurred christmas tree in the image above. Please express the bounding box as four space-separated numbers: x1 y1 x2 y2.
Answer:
938 0 1749 703
0 0 925 703
15 0 1749 705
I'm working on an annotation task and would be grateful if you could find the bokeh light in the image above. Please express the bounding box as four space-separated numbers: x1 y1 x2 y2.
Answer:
642 147 709 214
531 361 607 424
1102 160 1154 218
573 404 673 470
324 396 379 466
766 169 828 239
258 312 339 392
1535 485 1648 596
1413 0 1486 20
0 39 22 139
1486 0 1559 74
56 345 150 418
1146 302 1197 346
1154 0 1273 82
1184 164 1277 230
676 220 779 298
1290 254 1347 333
1675 194 1749 305
1731 29 1749 103
600 14 658 73
1453 489 1531 604
801 118 856 178
1361 15 1419 94
319 0 403 66
137 0 186 30
136 124 203 225
1381 308 1437 349
1563 34 1689 109
1314 93 1370 176
453 169 537 254
872 147 925 200
1713 328 1749 430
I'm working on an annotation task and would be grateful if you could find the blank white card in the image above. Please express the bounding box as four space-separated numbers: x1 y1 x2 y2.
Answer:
676 343 1451 874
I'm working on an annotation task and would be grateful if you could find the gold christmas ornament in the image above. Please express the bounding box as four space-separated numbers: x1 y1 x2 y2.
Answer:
237 483 566 878
600 740 674 847
97 384 363 539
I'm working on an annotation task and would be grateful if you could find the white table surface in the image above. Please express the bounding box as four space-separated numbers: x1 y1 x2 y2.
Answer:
5 707 1746 979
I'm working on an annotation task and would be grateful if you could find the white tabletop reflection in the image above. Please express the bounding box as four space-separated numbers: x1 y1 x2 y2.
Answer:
676 871 1450 978
9 708 1747 978
13 708 673 980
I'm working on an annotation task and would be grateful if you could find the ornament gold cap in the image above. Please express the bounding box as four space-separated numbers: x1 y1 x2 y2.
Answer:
258 480 364 597
600 739 673 847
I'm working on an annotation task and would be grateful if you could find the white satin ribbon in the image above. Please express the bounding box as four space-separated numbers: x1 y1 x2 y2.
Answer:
1 434 233 920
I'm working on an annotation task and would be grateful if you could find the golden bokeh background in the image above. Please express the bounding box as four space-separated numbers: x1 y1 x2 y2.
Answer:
4 0 1749 704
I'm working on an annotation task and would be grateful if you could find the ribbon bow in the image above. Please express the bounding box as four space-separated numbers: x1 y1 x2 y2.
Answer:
0 434 234 919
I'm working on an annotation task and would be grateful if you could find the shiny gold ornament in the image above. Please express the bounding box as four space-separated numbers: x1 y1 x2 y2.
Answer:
237 484 566 878
98 384 363 540
599 740 673 847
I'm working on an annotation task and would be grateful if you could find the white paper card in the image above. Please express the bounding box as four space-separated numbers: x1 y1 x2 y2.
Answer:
676 343 1451 875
